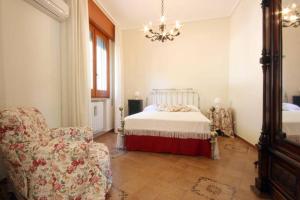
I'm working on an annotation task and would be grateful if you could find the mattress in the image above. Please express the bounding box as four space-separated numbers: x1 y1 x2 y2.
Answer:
124 111 211 139
282 111 300 136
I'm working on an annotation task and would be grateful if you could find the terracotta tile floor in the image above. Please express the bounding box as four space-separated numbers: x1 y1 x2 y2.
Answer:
95 133 265 200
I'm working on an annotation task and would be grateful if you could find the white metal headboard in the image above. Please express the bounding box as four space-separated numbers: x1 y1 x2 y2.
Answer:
148 88 201 109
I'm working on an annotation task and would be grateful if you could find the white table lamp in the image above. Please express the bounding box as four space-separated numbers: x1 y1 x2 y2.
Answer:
214 97 222 108
134 91 140 99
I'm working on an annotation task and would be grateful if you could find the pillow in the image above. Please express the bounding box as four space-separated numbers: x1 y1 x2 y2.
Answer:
282 103 300 111
157 104 199 112
143 105 158 112
157 104 168 111
186 105 200 112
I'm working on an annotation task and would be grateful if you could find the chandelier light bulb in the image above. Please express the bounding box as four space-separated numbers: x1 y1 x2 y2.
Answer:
160 16 165 23
144 25 149 33
170 29 174 35
283 7 291 15
149 21 153 27
292 3 297 9
290 15 298 22
175 20 181 29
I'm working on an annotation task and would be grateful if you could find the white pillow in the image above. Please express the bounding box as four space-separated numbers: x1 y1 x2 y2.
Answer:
282 103 300 111
143 105 158 112
186 105 200 112
156 104 200 112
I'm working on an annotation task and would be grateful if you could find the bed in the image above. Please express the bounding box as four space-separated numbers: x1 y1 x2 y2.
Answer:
124 89 219 159
282 103 300 144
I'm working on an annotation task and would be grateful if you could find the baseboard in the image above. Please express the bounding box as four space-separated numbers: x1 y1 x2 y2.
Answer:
93 129 115 139
235 135 257 150
107 129 114 133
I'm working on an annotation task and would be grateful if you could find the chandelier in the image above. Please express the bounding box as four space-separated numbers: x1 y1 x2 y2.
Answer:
282 3 300 28
144 0 182 42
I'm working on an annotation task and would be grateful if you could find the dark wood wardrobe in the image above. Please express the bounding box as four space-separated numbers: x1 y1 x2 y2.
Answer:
254 0 300 199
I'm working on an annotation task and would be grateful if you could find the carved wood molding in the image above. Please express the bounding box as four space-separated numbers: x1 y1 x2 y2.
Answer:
260 49 271 72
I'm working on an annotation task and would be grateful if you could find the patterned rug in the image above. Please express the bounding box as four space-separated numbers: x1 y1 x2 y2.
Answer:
224 143 249 153
106 185 129 200
192 177 236 200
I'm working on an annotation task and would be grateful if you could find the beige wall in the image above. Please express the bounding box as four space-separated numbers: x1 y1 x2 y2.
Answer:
122 18 230 112
0 2 4 108
283 27 300 102
0 0 61 128
228 0 262 145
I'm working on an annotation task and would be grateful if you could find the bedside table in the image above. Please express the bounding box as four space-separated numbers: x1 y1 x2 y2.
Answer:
208 107 234 137
128 99 143 115
293 96 300 107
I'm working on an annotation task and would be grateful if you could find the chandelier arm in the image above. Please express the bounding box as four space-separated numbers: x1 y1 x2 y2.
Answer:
282 5 300 28
161 0 164 17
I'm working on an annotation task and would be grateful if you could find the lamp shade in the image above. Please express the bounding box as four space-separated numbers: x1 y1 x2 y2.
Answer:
214 98 221 105
134 91 140 99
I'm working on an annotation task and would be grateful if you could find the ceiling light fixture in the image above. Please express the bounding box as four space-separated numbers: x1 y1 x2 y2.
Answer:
144 0 182 42
282 3 299 28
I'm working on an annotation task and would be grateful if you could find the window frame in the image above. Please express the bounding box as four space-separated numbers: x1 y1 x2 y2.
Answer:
89 23 110 99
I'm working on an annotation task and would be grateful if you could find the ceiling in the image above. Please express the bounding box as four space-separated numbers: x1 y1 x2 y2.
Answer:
96 0 241 29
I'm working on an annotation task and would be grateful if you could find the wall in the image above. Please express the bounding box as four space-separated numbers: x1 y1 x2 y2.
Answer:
0 0 4 108
228 0 262 145
0 0 61 128
282 27 300 102
122 18 230 113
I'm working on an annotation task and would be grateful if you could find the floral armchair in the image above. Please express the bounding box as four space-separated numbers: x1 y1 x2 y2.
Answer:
0 107 112 200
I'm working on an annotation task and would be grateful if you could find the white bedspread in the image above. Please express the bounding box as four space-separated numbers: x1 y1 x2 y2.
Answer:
283 111 300 136
124 111 211 139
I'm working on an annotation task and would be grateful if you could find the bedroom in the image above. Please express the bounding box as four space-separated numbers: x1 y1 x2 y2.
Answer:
0 0 299 199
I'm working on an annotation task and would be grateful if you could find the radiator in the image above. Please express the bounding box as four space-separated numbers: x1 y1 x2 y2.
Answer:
91 101 104 133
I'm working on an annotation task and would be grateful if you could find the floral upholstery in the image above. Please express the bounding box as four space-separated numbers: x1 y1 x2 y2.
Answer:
208 107 234 137
0 107 112 200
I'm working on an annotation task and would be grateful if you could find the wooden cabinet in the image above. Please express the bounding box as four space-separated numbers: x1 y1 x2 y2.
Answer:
254 1 300 199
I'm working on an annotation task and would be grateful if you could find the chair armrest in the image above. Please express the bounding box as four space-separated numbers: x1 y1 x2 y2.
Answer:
50 127 93 142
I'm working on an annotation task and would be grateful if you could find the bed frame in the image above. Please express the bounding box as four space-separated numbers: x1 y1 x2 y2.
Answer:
147 88 201 109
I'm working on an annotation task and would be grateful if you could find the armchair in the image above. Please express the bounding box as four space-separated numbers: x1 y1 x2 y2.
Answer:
0 107 112 200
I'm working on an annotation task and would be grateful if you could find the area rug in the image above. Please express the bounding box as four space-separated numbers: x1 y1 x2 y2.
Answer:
106 185 129 200
224 143 249 153
192 177 236 200
110 148 127 159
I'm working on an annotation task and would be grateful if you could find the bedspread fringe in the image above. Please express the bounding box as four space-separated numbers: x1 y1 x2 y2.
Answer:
124 129 211 140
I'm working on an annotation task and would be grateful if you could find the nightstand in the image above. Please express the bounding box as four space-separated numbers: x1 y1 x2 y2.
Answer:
208 107 234 137
293 96 300 107
128 99 143 115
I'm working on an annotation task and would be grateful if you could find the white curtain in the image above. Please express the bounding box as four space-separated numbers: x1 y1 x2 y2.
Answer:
61 0 91 127
114 27 124 132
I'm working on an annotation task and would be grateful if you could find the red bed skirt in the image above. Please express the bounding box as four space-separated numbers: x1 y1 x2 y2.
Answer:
125 135 211 158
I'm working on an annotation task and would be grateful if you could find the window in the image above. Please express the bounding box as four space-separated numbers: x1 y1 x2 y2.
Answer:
89 24 110 98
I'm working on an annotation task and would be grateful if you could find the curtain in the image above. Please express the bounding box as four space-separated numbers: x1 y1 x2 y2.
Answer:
114 27 124 132
61 0 91 127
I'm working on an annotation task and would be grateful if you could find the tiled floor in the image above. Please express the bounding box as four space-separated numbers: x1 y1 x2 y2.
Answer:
95 133 266 200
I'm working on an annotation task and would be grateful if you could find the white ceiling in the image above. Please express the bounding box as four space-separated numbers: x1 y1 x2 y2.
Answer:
96 0 241 29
